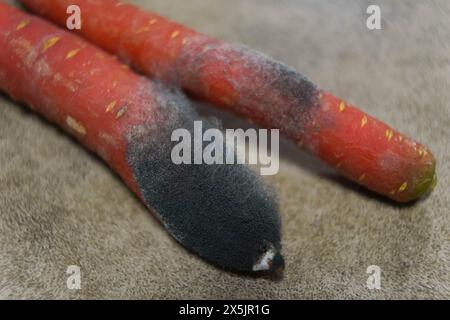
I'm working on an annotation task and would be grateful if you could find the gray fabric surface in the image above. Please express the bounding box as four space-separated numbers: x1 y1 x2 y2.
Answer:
0 0 449 299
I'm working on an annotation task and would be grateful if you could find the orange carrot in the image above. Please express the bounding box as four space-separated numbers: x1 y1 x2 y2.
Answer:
20 0 437 202
0 3 284 273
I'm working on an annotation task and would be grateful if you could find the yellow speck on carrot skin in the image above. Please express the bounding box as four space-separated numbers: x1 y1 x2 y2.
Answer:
361 116 368 128
66 116 86 135
42 36 61 53
418 148 428 158
359 173 366 181
136 27 150 34
99 133 117 146
339 101 346 112
219 96 232 105
418 148 424 157
105 101 117 113
65 48 81 60
16 20 30 31
398 135 403 142
149 19 157 25
385 129 394 141
202 45 214 53
89 69 101 76
116 107 128 119
171 30 180 39
398 182 408 192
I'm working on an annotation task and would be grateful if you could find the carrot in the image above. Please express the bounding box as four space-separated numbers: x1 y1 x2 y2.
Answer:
0 3 284 273
20 0 437 202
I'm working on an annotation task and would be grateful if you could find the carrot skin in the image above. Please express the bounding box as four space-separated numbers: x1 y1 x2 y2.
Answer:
0 4 141 195
0 3 283 272
20 0 437 202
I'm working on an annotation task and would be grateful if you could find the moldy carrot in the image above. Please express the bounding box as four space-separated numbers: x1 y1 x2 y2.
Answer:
0 3 284 273
20 0 437 202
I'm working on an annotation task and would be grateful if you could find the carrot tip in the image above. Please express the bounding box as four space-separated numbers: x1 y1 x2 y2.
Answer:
410 154 437 201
